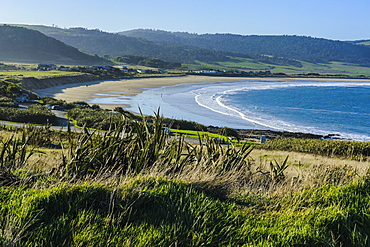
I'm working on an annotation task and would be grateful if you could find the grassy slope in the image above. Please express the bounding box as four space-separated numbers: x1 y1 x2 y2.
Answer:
2 176 370 246
185 57 370 76
0 115 369 246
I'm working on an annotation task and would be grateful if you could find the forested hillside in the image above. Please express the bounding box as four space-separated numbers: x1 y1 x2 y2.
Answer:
121 29 370 66
17 25 302 67
0 25 107 64
16 25 236 64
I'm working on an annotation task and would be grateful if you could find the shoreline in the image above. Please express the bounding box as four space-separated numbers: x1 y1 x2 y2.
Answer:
34 75 370 110
33 75 370 141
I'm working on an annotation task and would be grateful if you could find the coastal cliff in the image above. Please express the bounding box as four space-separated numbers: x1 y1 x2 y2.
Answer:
20 74 110 91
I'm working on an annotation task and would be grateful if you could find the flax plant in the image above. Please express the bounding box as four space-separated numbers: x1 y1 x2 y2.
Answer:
0 130 35 173
61 111 188 178
268 156 289 182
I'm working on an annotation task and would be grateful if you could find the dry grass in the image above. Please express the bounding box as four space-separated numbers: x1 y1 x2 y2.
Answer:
251 149 370 176
1 117 370 246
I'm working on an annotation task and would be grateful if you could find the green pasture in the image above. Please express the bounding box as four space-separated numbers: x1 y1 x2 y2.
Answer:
217 57 275 70
319 61 370 76
169 128 256 147
170 128 227 140
182 61 227 71
187 57 370 76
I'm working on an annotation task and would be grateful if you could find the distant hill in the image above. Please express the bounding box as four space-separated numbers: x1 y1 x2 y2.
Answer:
0 25 108 65
121 29 370 67
350 40 370 46
16 25 302 67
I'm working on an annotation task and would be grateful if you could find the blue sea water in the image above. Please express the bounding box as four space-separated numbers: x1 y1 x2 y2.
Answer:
221 84 370 141
92 79 370 142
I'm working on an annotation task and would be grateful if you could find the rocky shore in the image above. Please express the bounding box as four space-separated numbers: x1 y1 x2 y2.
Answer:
236 129 325 142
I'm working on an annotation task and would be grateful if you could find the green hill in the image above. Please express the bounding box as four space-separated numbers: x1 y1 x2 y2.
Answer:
121 29 370 67
0 25 108 65
12 24 370 75
16 25 302 67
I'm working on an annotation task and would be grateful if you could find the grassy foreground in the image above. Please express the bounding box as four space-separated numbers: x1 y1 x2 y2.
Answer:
3 177 370 246
0 114 369 246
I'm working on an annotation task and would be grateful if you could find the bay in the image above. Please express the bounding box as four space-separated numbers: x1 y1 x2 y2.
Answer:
124 80 370 141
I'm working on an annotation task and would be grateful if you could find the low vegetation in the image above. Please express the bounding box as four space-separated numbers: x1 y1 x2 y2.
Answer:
260 137 370 161
0 104 57 125
0 111 369 246
0 63 23 71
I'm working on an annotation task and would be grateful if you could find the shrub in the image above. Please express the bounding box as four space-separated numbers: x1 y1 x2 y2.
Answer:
0 105 57 124
217 126 239 140
68 108 125 130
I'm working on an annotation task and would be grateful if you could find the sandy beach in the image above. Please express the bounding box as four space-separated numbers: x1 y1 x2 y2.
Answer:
34 75 370 110
34 75 264 109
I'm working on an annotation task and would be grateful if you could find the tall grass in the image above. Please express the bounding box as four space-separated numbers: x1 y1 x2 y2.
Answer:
0 113 369 245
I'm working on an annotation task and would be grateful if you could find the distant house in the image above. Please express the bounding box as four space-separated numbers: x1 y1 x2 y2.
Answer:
197 70 218 74
37 64 57 71
15 93 30 103
194 70 219 74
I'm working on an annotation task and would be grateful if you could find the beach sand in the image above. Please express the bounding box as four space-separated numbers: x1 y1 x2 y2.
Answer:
34 75 370 110
34 75 258 109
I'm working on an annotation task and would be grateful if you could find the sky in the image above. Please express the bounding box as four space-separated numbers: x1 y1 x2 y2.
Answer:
1 0 369 41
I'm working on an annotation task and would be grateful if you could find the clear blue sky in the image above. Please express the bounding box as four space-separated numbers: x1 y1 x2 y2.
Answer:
1 0 369 40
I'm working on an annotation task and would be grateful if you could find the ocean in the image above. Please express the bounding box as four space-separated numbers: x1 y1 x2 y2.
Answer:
89 80 370 142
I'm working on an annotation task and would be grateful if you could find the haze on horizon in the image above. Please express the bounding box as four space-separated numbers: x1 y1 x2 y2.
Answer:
1 0 369 41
